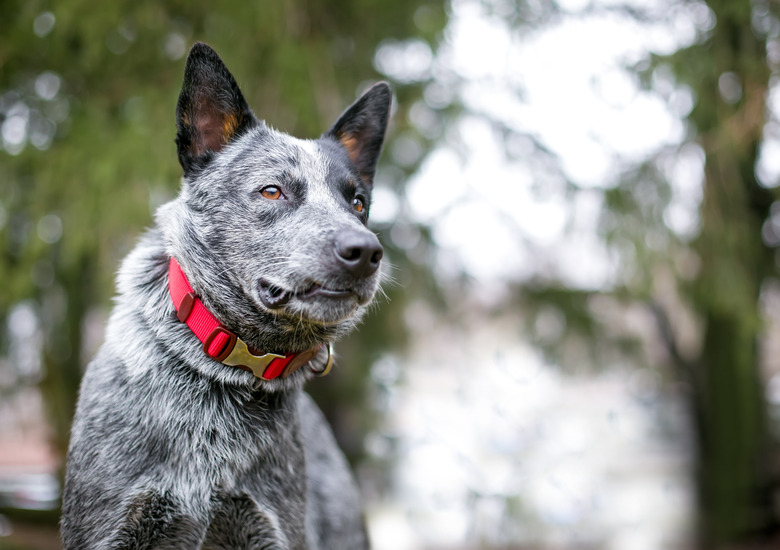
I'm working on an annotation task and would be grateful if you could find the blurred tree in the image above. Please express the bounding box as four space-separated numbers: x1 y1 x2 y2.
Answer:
0 0 447 465
642 2 779 544
499 1 780 547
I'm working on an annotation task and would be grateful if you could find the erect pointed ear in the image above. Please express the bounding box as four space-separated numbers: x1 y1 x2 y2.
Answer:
175 43 258 175
325 82 392 186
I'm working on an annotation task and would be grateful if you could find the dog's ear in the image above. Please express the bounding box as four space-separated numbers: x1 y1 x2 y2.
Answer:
325 82 392 186
176 43 258 175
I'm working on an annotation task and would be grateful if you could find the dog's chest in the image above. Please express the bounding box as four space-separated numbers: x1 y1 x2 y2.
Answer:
193 398 308 548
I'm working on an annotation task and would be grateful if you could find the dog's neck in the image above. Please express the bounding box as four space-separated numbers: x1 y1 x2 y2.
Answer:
105 232 319 390
167 257 332 381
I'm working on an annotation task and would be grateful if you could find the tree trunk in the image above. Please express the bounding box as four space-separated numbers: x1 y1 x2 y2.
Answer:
689 4 778 543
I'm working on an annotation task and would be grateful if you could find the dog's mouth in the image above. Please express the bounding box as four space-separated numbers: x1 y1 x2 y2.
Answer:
258 279 354 309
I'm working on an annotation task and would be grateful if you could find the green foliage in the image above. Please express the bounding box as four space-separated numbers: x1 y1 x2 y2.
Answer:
1 0 445 301
0 0 448 461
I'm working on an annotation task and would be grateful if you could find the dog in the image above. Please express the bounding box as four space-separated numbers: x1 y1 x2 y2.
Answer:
60 42 390 549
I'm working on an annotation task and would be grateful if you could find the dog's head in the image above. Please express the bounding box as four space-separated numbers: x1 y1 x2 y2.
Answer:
159 43 391 357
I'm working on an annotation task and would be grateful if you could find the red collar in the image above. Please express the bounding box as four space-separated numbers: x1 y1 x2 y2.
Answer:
167 257 331 380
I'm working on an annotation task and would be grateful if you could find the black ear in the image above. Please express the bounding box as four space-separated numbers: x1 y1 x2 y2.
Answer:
325 82 392 186
175 43 258 175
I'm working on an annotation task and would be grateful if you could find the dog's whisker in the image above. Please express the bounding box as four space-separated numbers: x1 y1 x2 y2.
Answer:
376 285 392 303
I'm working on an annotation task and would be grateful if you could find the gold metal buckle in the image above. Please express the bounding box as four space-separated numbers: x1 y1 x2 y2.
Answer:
221 337 285 379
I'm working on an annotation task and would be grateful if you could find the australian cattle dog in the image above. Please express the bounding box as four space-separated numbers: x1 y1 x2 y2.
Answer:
61 42 390 549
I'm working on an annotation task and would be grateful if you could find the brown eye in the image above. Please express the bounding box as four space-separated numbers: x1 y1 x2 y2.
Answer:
352 196 365 213
261 186 283 200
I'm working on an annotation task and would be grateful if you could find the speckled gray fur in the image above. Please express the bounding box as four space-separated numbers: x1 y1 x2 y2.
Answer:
61 43 391 549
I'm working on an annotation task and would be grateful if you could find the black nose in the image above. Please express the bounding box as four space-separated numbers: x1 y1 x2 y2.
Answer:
334 230 383 278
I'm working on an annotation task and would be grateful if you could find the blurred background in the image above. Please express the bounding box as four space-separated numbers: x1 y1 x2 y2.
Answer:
2 0 780 548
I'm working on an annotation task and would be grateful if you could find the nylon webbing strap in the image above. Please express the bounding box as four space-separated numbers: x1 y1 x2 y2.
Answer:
168 257 231 358
167 257 297 379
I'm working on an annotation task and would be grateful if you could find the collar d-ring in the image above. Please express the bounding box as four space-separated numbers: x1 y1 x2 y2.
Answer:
311 343 334 377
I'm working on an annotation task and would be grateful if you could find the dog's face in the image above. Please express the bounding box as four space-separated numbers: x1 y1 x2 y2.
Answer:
161 43 391 354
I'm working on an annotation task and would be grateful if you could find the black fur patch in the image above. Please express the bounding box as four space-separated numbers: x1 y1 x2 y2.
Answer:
203 493 283 549
324 82 392 185
176 43 259 176
108 489 202 549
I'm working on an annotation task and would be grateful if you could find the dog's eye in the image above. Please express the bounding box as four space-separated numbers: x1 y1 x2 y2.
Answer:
260 186 283 200
352 196 365 213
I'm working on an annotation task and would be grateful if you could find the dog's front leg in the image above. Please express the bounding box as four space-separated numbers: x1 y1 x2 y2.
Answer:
201 492 290 550
104 488 207 550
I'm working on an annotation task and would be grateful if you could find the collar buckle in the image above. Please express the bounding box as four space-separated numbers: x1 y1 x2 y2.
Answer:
205 327 286 379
